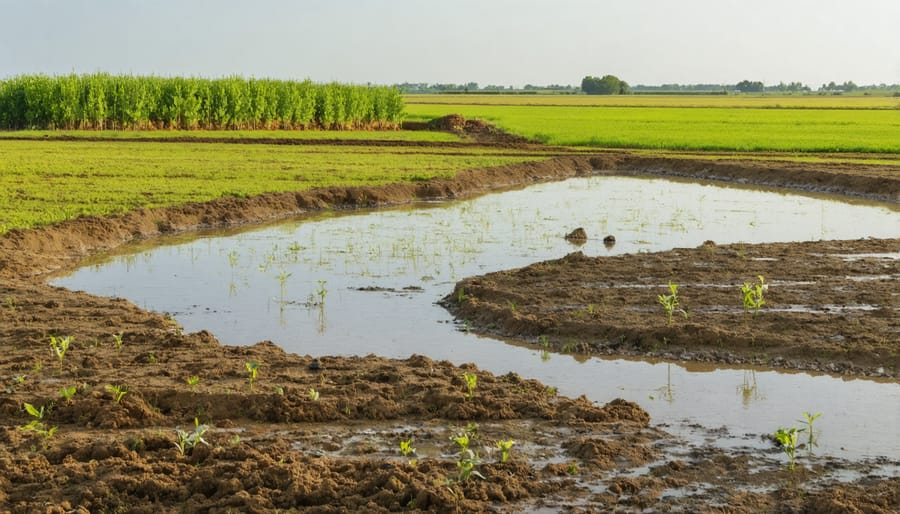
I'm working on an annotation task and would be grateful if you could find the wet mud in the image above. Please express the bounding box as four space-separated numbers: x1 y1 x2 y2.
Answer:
1 128 898 512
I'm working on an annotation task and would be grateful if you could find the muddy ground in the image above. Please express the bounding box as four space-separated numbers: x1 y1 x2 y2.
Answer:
1 128 899 512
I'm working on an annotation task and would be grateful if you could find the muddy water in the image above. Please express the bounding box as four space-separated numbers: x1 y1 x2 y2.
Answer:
53 176 900 461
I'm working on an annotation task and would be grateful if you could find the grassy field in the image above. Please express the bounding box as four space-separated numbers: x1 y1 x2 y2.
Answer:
0 129 462 142
405 101 900 152
406 94 900 109
0 139 548 234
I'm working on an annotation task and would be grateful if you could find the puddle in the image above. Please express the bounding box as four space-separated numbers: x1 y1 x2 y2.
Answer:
51 176 900 461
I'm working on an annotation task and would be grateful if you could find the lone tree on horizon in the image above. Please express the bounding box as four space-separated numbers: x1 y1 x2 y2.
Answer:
581 75 628 95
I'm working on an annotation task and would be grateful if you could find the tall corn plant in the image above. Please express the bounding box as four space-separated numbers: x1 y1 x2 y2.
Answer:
0 74 404 131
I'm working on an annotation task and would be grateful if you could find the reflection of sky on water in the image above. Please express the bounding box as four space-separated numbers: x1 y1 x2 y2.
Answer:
53 176 900 460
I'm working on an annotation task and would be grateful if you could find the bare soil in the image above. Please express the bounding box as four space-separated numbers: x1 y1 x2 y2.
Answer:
1 129 898 512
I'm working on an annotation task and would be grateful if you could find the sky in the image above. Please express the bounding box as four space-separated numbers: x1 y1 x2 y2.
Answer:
1 0 898 88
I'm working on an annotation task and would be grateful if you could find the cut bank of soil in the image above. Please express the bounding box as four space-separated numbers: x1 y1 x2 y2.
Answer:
1 129 899 512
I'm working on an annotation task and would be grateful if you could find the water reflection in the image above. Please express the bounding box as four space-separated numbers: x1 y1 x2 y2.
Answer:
53 176 900 459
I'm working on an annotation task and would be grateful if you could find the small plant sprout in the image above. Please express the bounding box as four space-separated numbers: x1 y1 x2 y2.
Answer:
741 275 767 316
506 300 517 312
24 402 45 421
105 384 128 403
457 449 485 482
497 439 515 463
276 270 291 303
308 387 320 401
462 372 477 399
798 411 823 451
657 282 687 325
245 361 259 391
174 417 210 456
21 403 57 442
49 335 73 371
111 332 124 350
59 386 77 402
774 426 804 471
399 438 417 465
186 375 200 391
456 287 468 304
316 280 328 305
453 433 471 454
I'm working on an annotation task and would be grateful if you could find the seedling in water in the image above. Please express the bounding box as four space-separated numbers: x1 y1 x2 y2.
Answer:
59 386 76 402
276 271 292 304
105 384 128 403
399 438 418 465
49 335 73 371
657 282 687 325
186 375 200 391
245 361 259 391
774 426 804 471
798 411 822 451
316 280 328 305
174 417 210 456
741 275 767 316
462 372 477 399
497 439 515 463
308 387 320 401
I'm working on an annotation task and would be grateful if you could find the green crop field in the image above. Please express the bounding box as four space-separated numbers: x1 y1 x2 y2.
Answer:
0 139 549 234
0 129 462 142
405 98 900 153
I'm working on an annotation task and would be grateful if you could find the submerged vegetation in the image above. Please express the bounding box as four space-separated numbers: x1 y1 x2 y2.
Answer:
0 74 404 130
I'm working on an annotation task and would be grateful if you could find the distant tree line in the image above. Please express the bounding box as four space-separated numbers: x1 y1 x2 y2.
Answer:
396 78 898 95
395 82 578 94
0 73 404 130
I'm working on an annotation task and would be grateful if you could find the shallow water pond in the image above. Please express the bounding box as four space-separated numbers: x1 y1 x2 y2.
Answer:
54 176 900 461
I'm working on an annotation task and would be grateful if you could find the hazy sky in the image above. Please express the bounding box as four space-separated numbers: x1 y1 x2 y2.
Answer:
2 0 898 87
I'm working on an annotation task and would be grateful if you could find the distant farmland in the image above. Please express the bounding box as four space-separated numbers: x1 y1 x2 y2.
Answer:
405 95 900 153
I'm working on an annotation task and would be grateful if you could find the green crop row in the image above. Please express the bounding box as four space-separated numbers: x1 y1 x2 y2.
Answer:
0 139 548 234
405 104 900 153
0 74 404 131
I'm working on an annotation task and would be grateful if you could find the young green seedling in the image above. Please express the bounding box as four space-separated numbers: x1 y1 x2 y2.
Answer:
105 384 128 403
308 387 320 401
774 426 804 471
21 402 58 442
59 386 77 402
741 275 767 316
174 417 210 456
111 332 124 350
462 372 477 399
245 361 259 391
186 375 200 392
456 449 485 482
399 438 418 465
49 335 73 371
657 282 687 325
798 411 822 451
316 280 328 305
497 439 515 463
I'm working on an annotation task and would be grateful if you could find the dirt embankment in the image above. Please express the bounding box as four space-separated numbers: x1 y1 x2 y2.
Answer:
444 238 900 377
2 126 899 512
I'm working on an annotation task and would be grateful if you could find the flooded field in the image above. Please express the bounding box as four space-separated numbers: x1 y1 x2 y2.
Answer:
53 176 900 462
